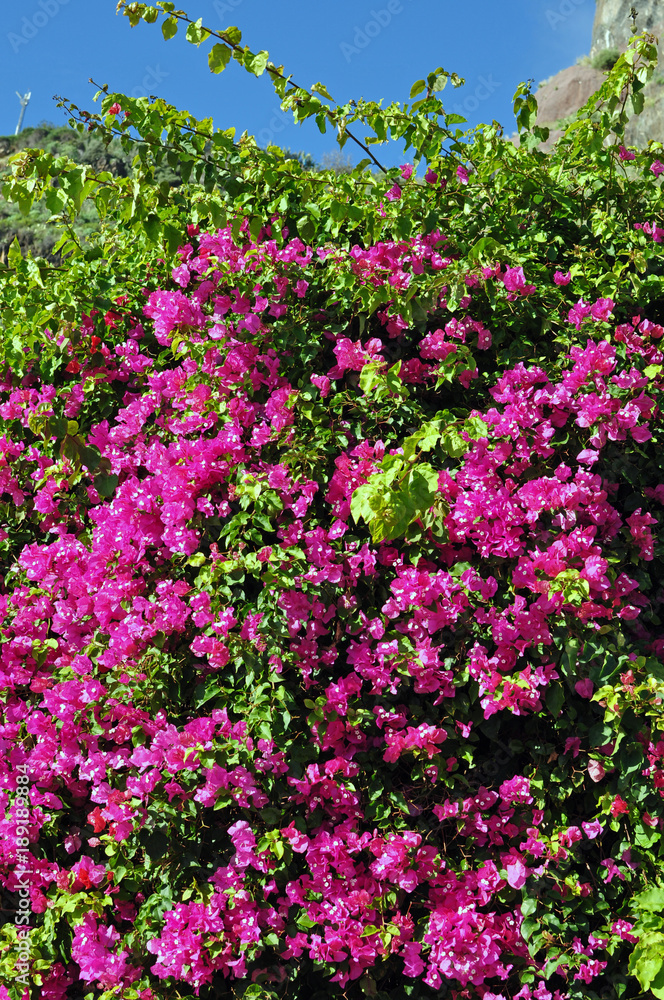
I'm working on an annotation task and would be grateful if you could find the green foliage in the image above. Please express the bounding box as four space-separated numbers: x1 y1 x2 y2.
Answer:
592 47 621 72
350 410 489 542
0 124 136 260
629 888 664 995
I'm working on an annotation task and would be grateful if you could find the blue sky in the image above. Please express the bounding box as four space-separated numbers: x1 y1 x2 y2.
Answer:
1 0 595 164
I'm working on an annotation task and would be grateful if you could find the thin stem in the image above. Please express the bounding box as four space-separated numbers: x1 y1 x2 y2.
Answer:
63 95 380 192
117 3 392 176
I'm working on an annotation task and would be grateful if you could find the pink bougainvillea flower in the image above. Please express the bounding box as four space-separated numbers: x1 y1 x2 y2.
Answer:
582 819 604 839
587 759 606 783
612 920 638 943
554 270 571 285
568 299 592 329
618 145 636 161
502 266 536 296
108 103 121 115
402 942 425 977
171 264 191 288
310 374 331 398
610 795 630 818
576 448 599 465
590 297 614 322
143 289 205 345
504 855 530 888
575 679 594 699
385 184 402 202
634 220 664 242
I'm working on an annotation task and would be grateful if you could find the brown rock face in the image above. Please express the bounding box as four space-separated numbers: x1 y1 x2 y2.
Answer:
532 0 664 146
535 65 606 126
591 0 662 56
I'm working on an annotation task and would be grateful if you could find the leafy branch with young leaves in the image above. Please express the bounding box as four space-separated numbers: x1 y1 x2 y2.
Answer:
116 0 468 176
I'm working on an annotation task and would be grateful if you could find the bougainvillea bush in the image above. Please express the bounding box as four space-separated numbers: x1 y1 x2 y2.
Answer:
4 5 664 999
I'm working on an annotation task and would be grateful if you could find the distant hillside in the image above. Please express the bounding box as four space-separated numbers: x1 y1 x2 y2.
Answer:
0 123 324 264
0 123 171 263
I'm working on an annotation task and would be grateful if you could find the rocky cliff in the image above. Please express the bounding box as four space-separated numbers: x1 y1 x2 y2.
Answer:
534 0 664 146
591 0 661 56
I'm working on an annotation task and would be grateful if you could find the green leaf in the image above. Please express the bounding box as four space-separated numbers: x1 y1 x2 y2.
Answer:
359 360 387 395
221 26 242 46
351 461 438 543
162 15 178 40
466 236 505 262
186 552 207 567
350 482 387 528
629 933 664 991
186 18 210 47
549 569 590 606
440 424 467 459
465 416 488 440
385 361 404 396
209 43 232 74
244 49 270 77
311 82 334 102
124 4 143 27
633 887 664 912
7 237 22 269
141 213 162 243
521 915 538 941
410 79 426 99
95 474 118 498
653 966 664 1000
26 258 44 289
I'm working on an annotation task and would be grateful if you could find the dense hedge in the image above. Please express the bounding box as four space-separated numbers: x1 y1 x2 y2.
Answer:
2 6 664 999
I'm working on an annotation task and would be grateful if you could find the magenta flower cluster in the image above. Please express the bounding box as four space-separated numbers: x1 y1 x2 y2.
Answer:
1 214 662 998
